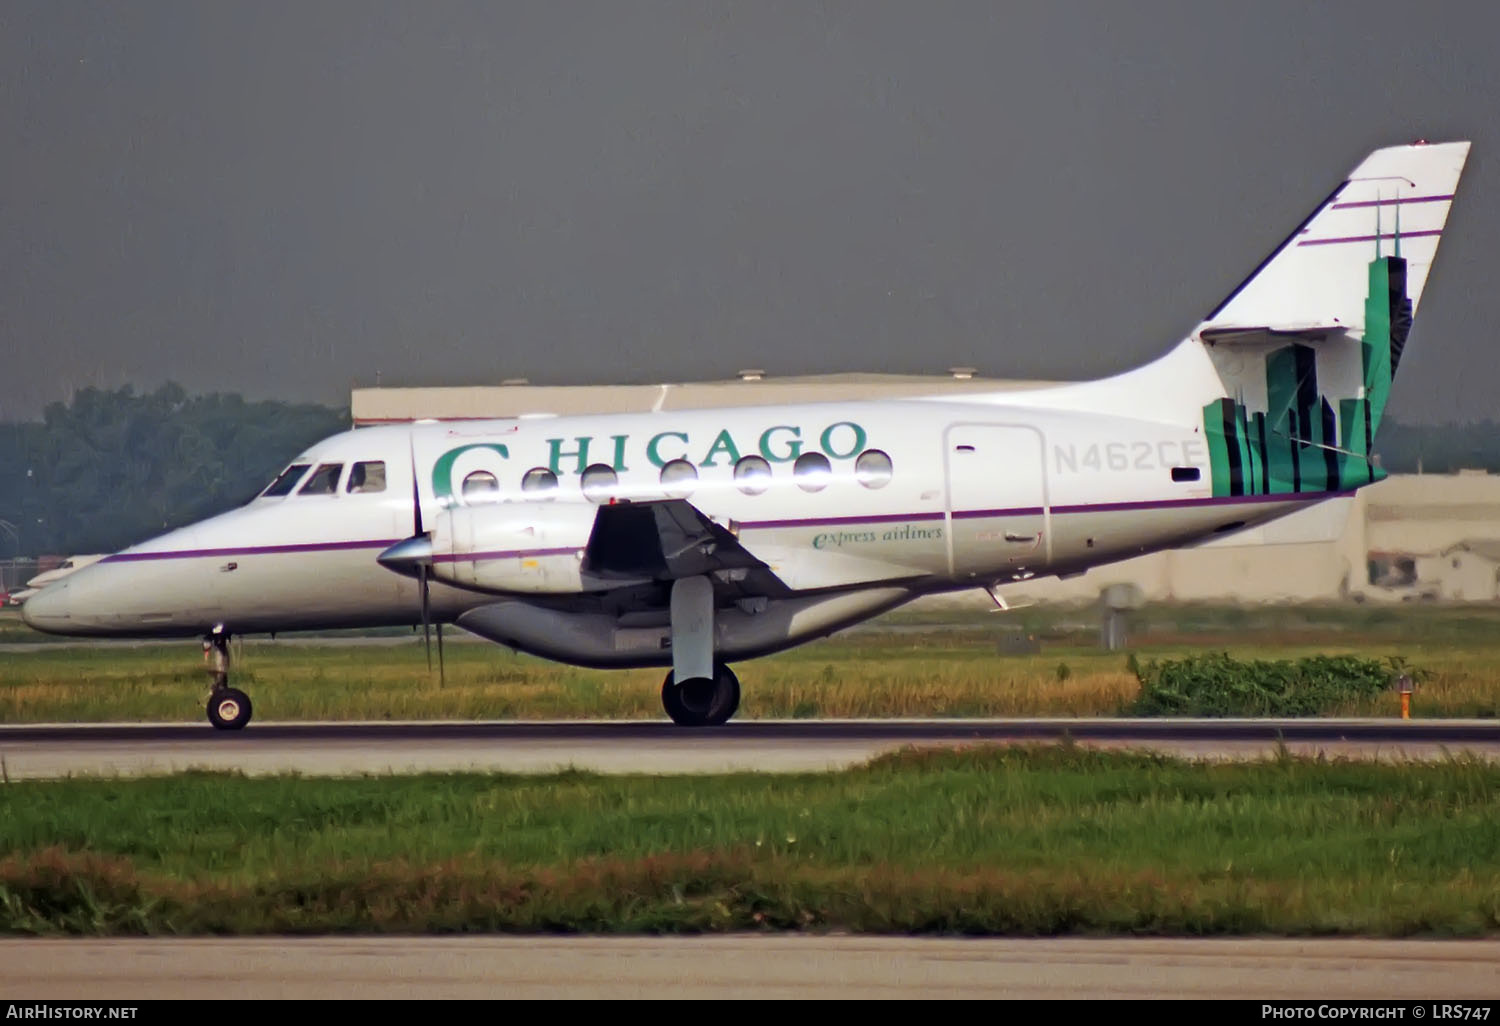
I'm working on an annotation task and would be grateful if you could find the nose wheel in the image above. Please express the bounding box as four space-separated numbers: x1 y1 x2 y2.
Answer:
207 687 253 731
661 663 740 727
203 628 253 731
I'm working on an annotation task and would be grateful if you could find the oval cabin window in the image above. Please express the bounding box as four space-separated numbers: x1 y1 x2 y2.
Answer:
734 455 772 495
854 449 893 489
659 459 698 498
793 452 832 492
461 470 501 503
521 467 558 496
580 463 619 503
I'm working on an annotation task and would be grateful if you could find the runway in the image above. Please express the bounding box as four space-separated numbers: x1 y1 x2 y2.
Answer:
6 729 1499 999
2 718 1498 778
4 936 1499 999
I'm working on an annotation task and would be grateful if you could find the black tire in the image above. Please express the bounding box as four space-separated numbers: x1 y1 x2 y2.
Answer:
661 664 740 727
207 687 253 731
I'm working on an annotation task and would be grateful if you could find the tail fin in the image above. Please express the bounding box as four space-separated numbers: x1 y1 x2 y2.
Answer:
1193 140 1469 497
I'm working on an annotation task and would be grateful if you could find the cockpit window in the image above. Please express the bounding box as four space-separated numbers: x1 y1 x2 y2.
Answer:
262 463 311 498
347 461 387 494
297 463 344 495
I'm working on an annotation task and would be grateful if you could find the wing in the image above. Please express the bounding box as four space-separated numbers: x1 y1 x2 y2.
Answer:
581 499 788 593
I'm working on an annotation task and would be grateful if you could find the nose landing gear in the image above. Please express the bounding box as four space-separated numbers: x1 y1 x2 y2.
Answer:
208 687 253 731
203 628 252 731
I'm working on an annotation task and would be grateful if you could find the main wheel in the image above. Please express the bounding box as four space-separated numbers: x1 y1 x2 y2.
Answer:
207 687 253 731
661 663 740 727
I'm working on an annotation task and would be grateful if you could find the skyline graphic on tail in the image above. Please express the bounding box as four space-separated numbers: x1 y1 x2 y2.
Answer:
1188 141 1468 498
1201 242 1412 497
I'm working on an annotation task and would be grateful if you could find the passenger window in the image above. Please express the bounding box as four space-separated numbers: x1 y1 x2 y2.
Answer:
793 452 832 492
659 459 698 499
521 467 558 496
580 463 618 503
298 463 343 495
734 455 772 495
262 463 311 498
347 461 387 494
855 449 893 489
462 470 501 503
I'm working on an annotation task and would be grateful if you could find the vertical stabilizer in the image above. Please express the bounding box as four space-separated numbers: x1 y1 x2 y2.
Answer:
950 140 1468 491
1204 141 1467 331
1193 141 1469 498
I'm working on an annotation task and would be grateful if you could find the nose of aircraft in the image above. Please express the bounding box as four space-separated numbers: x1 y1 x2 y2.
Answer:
20 559 152 636
20 578 73 634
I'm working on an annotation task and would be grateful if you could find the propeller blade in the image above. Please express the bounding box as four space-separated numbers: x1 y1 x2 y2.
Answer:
419 564 432 672
410 432 435 676
436 622 446 688
409 436 425 537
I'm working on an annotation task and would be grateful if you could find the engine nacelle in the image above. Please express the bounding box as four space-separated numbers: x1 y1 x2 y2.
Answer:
429 502 626 595
457 586 915 668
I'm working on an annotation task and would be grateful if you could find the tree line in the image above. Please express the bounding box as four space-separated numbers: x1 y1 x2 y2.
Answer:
0 383 1497 557
0 384 347 556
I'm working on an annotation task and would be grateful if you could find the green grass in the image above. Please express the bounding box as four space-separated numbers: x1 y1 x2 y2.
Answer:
5 604 1500 722
1129 653 1405 716
2 746 1499 935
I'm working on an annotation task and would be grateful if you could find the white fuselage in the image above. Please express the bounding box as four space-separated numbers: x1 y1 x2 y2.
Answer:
21 394 1326 664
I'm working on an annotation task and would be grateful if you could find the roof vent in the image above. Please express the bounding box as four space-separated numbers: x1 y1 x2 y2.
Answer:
737 369 765 382
501 378 530 386
948 367 977 380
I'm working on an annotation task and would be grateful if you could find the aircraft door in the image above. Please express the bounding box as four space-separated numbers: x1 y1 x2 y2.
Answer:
943 423 1051 579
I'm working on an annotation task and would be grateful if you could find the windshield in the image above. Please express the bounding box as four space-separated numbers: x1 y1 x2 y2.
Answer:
261 463 311 498
297 463 344 496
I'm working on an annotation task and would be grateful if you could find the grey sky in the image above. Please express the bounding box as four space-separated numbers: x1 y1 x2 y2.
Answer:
2 1 1496 423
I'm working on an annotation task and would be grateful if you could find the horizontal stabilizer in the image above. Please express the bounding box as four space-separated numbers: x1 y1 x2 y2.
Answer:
1191 496 1356 548
1197 322 1350 345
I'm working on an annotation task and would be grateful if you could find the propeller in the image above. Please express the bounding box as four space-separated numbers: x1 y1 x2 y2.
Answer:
378 437 444 686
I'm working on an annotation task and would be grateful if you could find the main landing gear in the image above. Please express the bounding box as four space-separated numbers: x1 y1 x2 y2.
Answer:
661 663 740 727
661 575 741 726
203 628 252 731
